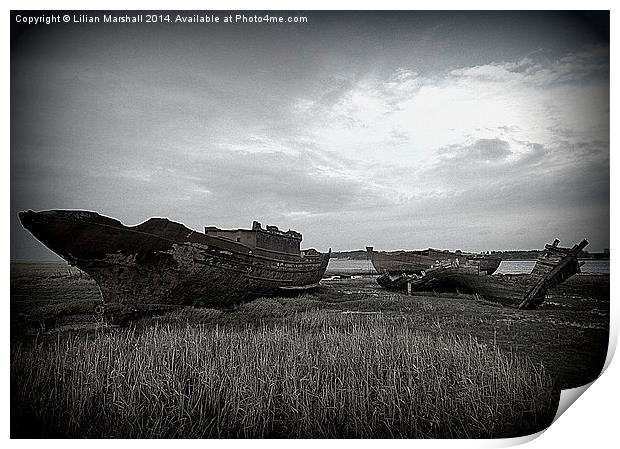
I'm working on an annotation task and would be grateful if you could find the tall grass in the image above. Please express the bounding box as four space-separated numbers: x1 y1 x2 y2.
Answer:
11 312 556 438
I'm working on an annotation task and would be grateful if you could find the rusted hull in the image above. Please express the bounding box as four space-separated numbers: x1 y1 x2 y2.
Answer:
19 210 329 307
377 239 588 309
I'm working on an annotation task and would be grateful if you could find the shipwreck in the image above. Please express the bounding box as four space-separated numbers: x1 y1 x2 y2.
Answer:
366 247 501 275
374 239 588 309
19 210 330 308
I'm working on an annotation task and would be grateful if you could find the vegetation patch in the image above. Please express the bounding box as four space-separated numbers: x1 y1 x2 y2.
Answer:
11 315 556 438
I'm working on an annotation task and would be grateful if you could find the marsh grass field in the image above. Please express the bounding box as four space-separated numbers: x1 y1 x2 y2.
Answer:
10 263 609 438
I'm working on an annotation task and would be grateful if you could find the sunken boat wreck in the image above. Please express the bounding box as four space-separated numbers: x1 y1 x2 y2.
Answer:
366 247 502 275
19 210 330 308
374 239 588 309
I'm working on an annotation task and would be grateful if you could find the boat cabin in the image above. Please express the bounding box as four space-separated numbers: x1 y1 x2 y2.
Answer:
205 221 302 257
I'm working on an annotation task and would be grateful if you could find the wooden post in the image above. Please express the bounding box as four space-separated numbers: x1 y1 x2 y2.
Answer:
407 281 412 296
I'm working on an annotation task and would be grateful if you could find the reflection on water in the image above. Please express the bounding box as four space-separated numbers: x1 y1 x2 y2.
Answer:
494 260 537 275
327 258 610 275
327 259 375 273
494 260 609 275
575 260 610 275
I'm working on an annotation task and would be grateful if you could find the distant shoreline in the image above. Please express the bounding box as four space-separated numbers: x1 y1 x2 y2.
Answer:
10 257 611 263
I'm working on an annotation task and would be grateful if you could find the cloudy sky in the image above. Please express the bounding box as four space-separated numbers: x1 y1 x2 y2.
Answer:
11 11 609 260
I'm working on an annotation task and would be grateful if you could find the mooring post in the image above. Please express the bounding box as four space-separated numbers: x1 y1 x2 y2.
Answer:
407 281 412 296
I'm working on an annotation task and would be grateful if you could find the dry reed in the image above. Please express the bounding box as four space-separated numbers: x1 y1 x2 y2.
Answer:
11 311 556 438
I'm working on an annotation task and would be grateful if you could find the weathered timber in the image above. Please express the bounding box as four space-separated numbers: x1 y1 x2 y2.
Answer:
19 209 330 307
376 239 588 309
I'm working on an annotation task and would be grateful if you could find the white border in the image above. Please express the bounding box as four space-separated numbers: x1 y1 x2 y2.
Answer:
4 1 616 447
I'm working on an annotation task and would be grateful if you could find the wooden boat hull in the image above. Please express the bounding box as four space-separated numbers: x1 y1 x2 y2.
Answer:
366 247 467 274
377 239 588 309
379 269 535 307
19 210 330 307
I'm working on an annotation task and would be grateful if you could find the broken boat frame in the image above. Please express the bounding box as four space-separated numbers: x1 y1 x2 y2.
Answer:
376 239 588 309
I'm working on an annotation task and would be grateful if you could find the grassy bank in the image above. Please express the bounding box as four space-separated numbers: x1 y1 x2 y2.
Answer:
11 313 556 438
